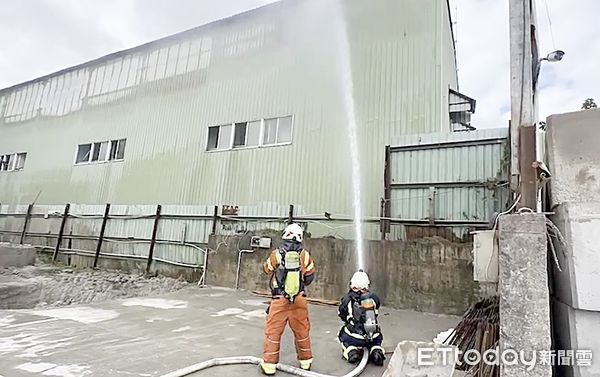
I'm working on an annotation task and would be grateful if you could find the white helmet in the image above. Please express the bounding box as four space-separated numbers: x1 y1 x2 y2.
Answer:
282 223 304 242
350 270 370 290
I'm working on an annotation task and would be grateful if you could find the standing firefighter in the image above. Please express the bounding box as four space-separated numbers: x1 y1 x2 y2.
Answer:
338 270 385 366
260 223 316 375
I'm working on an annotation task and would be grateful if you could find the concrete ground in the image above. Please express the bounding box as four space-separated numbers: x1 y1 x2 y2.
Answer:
0 286 460 377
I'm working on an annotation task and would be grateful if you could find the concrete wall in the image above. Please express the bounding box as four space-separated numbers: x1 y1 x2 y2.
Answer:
0 243 36 268
547 109 600 377
546 109 600 204
206 232 479 315
36 250 203 282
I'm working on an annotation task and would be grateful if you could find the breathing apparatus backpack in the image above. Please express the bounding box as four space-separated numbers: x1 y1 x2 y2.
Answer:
351 292 379 340
274 247 302 303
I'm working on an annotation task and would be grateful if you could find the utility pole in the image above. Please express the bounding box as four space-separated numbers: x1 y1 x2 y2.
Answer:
509 0 538 210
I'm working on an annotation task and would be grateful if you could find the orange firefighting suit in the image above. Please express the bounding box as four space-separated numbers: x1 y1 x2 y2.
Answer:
262 245 316 367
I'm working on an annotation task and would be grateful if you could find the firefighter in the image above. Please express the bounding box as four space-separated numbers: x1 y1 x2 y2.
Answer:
337 270 385 366
260 223 316 375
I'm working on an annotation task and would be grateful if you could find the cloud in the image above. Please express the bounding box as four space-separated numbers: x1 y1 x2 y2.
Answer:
0 0 277 88
451 0 600 127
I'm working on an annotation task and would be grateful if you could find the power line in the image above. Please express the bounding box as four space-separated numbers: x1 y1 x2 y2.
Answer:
543 0 557 49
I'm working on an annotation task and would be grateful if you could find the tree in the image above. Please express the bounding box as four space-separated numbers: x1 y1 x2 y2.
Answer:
582 98 598 110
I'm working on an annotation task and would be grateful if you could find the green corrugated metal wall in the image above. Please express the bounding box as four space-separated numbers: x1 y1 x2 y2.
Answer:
0 0 458 240
389 129 510 230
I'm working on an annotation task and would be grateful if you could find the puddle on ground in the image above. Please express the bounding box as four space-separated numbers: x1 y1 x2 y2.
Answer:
238 299 267 307
0 332 75 358
235 309 266 321
30 307 119 324
172 326 191 333
122 298 187 309
210 308 244 317
0 314 16 327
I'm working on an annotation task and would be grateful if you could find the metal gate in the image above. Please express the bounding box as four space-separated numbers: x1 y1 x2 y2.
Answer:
381 128 510 240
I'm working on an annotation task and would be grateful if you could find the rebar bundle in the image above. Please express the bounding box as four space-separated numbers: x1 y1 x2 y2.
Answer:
444 295 499 377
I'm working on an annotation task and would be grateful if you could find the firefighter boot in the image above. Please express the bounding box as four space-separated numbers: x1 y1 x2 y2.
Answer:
370 349 385 366
299 359 312 371
260 362 276 375
347 349 363 364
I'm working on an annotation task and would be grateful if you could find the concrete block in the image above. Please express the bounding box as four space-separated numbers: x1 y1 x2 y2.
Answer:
473 230 499 283
0 243 36 267
546 109 600 204
551 202 600 311
0 276 41 309
382 341 456 377
553 300 600 377
498 214 552 377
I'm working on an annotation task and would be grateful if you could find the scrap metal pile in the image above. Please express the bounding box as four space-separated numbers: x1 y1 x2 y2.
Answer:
444 295 499 377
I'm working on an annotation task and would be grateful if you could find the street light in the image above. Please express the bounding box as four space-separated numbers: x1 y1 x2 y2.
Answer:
534 50 565 90
541 50 565 63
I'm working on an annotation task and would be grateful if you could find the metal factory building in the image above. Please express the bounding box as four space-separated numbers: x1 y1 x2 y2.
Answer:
0 0 503 241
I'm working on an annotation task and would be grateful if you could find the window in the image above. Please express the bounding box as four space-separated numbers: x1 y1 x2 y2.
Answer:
0 154 12 171
263 118 277 145
76 144 92 164
15 153 27 170
75 139 126 165
0 152 27 172
206 116 293 152
206 125 233 151
233 122 247 148
246 121 261 147
207 126 219 151
91 142 109 162
232 121 262 148
277 116 293 143
263 116 293 146
109 139 126 160
218 124 232 150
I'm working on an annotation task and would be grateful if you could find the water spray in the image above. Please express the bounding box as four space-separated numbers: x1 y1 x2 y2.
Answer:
333 0 365 270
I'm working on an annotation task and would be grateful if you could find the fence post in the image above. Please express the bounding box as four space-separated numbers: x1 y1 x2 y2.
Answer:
288 204 294 224
146 204 162 274
20 203 33 244
94 203 111 269
211 205 219 235
428 187 436 225
381 145 392 240
52 203 70 263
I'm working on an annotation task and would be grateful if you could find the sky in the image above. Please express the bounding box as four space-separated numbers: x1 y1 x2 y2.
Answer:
0 0 598 129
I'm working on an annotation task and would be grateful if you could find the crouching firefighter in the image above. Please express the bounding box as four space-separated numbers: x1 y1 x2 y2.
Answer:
338 270 385 366
260 223 316 375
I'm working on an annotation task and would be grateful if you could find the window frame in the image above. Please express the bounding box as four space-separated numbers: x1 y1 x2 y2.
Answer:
0 152 27 172
74 138 127 166
14 152 27 171
205 115 294 153
109 139 127 161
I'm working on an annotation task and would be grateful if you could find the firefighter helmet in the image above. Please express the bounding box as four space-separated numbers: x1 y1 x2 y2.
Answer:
282 223 304 242
350 270 370 290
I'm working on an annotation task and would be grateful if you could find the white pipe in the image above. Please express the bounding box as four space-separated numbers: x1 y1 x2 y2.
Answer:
235 249 255 290
158 349 369 377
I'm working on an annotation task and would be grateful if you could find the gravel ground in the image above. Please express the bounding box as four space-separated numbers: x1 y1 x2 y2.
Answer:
0 264 189 309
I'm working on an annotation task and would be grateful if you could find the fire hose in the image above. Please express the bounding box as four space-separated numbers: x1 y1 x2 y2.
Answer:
158 349 369 377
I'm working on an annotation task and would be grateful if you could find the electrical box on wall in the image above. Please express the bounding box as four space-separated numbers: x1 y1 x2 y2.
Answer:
472 230 499 283
250 236 272 249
